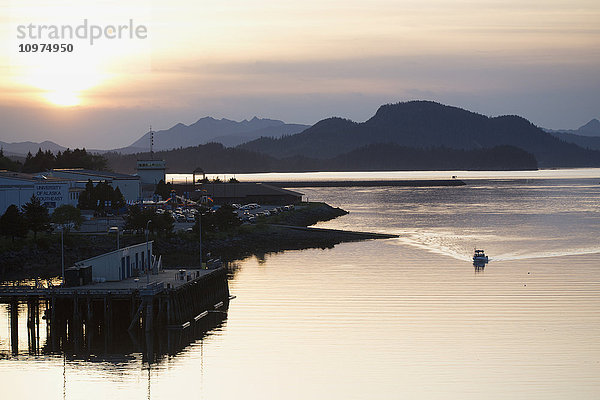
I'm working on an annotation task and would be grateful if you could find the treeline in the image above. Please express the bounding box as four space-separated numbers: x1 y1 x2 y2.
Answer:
105 142 538 174
77 180 126 212
0 148 22 171
0 148 109 173
0 196 83 242
325 144 538 171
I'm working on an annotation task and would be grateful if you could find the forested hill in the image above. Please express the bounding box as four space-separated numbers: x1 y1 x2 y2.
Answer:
105 142 537 174
239 101 600 167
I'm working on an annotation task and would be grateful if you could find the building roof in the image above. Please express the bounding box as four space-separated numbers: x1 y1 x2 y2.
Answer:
197 182 303 198
75 241 154 265
51 168 139 180
0 170 69 183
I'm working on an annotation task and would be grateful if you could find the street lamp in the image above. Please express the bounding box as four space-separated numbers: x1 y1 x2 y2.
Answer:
145 220 152 284
58 226 64 287
197 211 202 268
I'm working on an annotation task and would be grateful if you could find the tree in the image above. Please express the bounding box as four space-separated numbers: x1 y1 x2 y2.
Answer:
155 179 174 200
51 205 83 233
22 195 50 240
22 148 55 172
193 205 241 237
153 212 174 237
55 148 108 170
0 148 22 172
77 180 126 213
77 180 95 209
112 187 126 210
0 205 28 242
124 206 174 237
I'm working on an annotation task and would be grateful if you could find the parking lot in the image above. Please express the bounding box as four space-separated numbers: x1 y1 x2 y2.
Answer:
75 203 295 234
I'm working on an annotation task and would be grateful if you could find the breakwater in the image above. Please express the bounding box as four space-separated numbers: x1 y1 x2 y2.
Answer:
266 179 466 188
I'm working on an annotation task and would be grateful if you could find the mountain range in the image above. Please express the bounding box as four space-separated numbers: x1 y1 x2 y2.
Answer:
0 140 66 157
544 118 600 150
125 116 309 153
3 102 600 171
239 101 600 168
0 117 309 157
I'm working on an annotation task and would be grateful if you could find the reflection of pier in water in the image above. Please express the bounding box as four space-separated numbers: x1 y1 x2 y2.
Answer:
0 267 230 362
1 300 228 361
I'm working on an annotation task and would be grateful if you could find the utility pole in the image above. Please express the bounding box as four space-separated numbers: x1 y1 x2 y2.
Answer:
198 212 203 268
145 220 152 284
60 228 64 287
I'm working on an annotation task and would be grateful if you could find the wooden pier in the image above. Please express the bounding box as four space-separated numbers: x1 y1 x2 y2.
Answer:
0 267 230 357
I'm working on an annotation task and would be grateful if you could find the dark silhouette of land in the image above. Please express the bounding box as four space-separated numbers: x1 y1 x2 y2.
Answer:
105 142 537 174
240 101 600 167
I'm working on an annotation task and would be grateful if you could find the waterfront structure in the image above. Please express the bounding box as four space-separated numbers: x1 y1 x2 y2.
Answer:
74 241 155 282
0 171 77 214
0 266 230 341
193 182 303 204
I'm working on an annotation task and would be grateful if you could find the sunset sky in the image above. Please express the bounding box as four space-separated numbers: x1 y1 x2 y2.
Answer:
1 0 599 149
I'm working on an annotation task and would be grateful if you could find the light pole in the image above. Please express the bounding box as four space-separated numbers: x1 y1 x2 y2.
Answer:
198 211 202 268
145 220 152 284
60 227 64 287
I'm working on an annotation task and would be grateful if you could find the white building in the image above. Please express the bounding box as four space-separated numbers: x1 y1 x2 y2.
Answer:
47 168 141 203
136 160 166 185
0 171 76 214
74 241 154 281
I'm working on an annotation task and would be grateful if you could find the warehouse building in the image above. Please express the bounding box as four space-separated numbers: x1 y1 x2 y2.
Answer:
192 182 303 205
74 241 155 282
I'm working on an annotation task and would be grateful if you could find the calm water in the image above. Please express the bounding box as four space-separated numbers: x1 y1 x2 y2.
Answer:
2 171 600 399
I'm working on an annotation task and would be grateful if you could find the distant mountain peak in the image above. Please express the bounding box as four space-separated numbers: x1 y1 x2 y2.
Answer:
576 118 600 137
580 118 600 130
123 115 310 152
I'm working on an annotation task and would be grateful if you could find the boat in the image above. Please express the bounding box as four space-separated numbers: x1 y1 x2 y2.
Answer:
473 249 489 263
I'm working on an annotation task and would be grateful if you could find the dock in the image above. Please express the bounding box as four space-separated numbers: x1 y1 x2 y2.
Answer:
0 267 230 356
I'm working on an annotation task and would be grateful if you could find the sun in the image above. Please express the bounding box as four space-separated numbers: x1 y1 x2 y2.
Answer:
15 58 105 108
44 90 81 107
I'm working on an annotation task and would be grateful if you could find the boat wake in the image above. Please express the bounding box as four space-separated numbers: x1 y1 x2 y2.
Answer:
392 230 600 262
491 247 600 261
393 230 481 262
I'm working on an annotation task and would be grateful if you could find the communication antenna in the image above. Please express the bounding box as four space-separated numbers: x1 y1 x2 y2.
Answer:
149 125 154 160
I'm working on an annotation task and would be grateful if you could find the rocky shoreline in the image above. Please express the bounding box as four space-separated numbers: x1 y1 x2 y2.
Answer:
0 202 396 282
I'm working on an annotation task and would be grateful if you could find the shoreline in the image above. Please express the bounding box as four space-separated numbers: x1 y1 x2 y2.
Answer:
0 202 393 282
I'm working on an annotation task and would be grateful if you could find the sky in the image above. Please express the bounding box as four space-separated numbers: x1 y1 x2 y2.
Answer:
0 0 599 149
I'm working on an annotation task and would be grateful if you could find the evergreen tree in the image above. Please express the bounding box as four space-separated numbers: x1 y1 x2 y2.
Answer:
22 195 50 240
0 205 28 242
112 187 126 210
51 205 83 233
124 206 174 237
0 148 22 172
77 180 95 209
154 179 174 200
76 180 125 212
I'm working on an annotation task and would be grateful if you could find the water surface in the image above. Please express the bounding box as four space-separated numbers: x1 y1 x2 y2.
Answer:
1 171 599 399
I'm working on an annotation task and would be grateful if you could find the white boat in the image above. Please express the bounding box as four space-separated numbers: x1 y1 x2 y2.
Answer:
473 249 489 263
